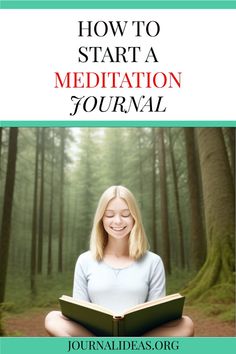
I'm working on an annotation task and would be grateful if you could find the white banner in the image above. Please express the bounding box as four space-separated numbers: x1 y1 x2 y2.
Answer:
0 10 235 121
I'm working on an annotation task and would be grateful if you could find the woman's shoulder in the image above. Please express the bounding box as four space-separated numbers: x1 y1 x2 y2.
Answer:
139 251 165 278
75 250 94 267
77 250 93 262
74 250 98 273
140 251 163 265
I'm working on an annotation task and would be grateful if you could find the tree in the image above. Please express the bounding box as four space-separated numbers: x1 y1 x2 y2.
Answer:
37 128 45 274
58 128 66 273
136 128 145 212
184 128 206 270
0 128 8 215
121 128 145 209
184 128 235 301
151 128 158 253
47 129 55 275
75 128 103 252
30 129 40 294
223 128 235 187
0 128 18 334
158 129 171 274
103 128 124 185
0 128 2 176
168 129 185 268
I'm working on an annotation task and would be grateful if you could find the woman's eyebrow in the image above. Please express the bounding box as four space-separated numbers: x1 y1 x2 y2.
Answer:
105 208 130 211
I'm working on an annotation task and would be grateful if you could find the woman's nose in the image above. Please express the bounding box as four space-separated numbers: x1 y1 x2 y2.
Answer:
113 214 122 223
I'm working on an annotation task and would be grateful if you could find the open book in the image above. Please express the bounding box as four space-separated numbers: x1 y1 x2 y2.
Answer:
59 293 185 336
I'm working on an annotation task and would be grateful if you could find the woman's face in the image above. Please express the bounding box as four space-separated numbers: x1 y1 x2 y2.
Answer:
102 197 134 240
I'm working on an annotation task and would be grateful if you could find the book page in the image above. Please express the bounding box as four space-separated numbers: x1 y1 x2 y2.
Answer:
123 293 182 315
60 295 114 316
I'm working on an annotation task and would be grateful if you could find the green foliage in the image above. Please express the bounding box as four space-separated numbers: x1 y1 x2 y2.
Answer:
218 305 235 322
0 302 16 312
195 282 235 304
188 282 235 321
201 303 235 322
5 273 73 313
166 268 197 295
167 270 235 323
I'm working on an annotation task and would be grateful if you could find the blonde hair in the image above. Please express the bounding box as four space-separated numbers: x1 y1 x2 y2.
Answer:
90 186 149 261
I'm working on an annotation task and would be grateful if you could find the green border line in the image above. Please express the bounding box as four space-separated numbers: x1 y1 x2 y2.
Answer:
1 1 236 9
1 121 235 127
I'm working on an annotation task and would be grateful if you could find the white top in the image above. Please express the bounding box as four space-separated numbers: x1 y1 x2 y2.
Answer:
72 250 166 313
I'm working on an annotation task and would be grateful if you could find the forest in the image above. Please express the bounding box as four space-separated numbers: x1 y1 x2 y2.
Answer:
0 127 235 335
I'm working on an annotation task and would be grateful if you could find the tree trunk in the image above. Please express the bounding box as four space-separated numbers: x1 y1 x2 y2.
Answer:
223 128 235 187
184 128 206 270
0 128 18 334
137 128 144 212
158 129 171 274
151 128 158 253
30 129 40 294
0 128 2 178
48 129 55 276
58 128 65 273
168 129 185 268
37 128 45 274
184 128 235 301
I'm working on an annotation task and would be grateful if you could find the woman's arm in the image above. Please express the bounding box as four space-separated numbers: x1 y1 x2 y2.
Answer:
147 256 166 301
72 255 91 301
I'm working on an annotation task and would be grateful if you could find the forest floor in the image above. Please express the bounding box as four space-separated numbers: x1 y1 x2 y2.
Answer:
2 305 235 337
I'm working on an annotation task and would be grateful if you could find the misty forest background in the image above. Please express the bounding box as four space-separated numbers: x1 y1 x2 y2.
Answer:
0 127 235 334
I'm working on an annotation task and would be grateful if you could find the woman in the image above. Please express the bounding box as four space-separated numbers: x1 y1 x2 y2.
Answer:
45 185 194 336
